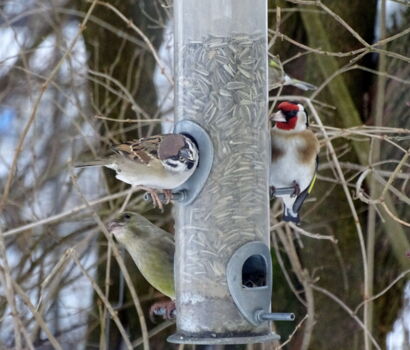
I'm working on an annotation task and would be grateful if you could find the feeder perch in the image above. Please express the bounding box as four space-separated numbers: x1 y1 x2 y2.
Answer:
168 0 293 345
144 191 187 203
173 120 215 205
271 187 298 197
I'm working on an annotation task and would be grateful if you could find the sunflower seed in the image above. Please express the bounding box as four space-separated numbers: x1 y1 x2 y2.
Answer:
226 81 247 90
175 33 270 301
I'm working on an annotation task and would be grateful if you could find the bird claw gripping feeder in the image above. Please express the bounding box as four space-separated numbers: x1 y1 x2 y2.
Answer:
168 0 293 344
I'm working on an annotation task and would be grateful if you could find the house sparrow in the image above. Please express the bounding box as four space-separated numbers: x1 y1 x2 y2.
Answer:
108 211 176 319
75 134 199 209
270 101 319 223
269 57 316 91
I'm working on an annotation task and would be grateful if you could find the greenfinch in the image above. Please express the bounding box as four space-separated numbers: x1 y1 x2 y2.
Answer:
108 211 176 318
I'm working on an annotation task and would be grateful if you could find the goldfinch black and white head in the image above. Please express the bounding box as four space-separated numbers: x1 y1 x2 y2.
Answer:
271 101 309 132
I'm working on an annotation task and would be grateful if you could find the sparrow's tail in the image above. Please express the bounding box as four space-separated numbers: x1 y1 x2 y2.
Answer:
74 160 108 168
284 76 317 91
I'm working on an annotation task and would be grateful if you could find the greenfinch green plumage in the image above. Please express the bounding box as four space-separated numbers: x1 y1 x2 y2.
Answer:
108 212 175 299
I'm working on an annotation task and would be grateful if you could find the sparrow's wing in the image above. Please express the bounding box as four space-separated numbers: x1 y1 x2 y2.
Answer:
112 135 164 165
292 155 319 214
74 159 110 168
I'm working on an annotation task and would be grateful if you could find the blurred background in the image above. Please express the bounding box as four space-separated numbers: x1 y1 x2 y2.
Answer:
0 0 409 349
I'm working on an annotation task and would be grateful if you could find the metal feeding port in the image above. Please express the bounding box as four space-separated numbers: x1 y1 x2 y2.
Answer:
143 120 213 206
227 241 294 326
172 120 214 205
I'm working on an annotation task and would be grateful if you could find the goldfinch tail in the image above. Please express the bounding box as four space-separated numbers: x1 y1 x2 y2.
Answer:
282 209 300 224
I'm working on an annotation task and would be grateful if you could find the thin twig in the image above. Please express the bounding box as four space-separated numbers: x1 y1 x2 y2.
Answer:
0 225 25 348
132 320 175 348
312 285 381 350
94 115 162 123
70 174 150 350
381 202 410 227
9 277 63 350
275 314 309 349
71 250 134 350
3 188 136 237
288 222 338 243
92 1 173 85
354 269 410 314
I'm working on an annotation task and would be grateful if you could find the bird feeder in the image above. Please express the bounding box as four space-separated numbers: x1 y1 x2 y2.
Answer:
168 0 293 344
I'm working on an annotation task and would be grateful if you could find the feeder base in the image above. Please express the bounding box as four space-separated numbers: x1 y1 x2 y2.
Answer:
168 332 280 345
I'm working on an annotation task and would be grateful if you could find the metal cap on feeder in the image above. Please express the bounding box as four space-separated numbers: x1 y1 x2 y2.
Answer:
168 0 293 345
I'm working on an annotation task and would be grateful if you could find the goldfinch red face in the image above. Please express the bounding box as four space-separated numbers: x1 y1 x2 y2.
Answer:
271 101 308 132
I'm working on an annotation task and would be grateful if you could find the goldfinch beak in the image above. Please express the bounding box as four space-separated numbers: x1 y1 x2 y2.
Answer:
271 111 287 122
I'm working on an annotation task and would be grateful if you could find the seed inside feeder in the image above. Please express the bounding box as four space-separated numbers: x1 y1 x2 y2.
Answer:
175 32 270 336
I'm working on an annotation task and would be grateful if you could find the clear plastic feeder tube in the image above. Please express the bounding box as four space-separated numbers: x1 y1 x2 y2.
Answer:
174 0 270 339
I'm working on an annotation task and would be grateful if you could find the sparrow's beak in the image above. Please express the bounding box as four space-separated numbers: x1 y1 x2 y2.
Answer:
180 148 194 161
271 111 287 122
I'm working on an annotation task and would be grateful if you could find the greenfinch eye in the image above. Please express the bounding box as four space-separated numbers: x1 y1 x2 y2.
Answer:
123 213 131 220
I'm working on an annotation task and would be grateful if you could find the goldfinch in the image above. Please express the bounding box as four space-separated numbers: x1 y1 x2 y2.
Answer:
269 56 316 91
108 211 176 319
270 101 319 223
75 134 199 208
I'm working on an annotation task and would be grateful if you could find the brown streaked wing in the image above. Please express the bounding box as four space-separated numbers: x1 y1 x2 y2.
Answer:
112 136 163 165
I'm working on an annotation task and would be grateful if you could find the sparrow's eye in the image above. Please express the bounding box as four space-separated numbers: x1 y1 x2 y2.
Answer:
123 213 131 220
